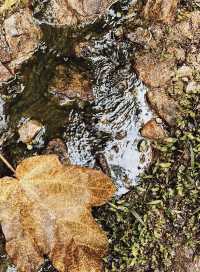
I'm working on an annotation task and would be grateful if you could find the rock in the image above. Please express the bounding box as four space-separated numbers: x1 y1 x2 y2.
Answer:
176 65 193 80
45 138 71 165
74 41 90 58
172 11 200 42
0 27 11 63
141 119 167 140
95 153 111 177
167 47 186 62
18 120 43 144
134 54 175 88
41 0 115 26
143 0 178 24
186 81 200 93
49 65 93 102
0 62 13 84
3 8 42 72
147 90 180 126
174 247 200 272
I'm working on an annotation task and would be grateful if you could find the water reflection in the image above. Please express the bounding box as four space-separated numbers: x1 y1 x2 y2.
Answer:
65 32 152 195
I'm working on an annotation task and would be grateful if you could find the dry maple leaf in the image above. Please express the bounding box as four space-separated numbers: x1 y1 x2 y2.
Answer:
0 155 116 272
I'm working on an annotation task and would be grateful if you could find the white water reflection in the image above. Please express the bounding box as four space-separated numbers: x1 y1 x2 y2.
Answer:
66 32 152 195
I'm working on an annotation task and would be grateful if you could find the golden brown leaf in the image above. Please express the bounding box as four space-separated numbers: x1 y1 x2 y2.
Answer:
0 155 116 272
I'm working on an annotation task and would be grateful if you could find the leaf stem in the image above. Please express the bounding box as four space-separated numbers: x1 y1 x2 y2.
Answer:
0 153 16 174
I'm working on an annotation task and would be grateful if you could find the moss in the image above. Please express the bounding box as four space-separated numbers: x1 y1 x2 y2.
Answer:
95 87 200 271
0 0 28 13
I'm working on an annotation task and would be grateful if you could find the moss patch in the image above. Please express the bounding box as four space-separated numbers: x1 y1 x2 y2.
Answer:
95 84 200 271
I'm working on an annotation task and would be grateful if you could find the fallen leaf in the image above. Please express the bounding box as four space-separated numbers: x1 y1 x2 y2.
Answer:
0 155 116 272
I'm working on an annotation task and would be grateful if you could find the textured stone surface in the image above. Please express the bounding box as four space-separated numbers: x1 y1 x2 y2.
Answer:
49 65 93 102
18 120 43 144
40 0 115 26
134 54 175 89
141 119 167 140
147 90 180 126
3 8 41 71
144 0 178 24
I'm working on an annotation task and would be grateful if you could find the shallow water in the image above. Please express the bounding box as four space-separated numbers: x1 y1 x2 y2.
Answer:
65 31 152 195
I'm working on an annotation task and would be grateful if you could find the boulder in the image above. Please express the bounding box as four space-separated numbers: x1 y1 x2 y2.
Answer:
0 62 13 85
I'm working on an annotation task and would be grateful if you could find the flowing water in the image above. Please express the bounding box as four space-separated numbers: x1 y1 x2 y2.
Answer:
65 31 152 195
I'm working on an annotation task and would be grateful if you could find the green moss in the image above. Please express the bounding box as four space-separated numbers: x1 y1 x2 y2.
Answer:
0 0 28 13
95 87 200 271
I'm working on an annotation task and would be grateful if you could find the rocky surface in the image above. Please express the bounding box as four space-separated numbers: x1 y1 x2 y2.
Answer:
141 119 167 140
49 64 93 102
0 62 12 85
0 1 199 271
134 54 175 89
147 90 180 126
18 119 43 144
143 0 178 24
0 8 41 77
45 138 71 165
39 0 116 26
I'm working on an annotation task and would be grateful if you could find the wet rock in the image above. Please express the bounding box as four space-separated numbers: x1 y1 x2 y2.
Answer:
147 90 180 126
3 8 42 72
95 152 111 177
134 54 175 88
18 119 43 144
45 138 71 165
49 65 93 102
143 0 178 24
0 62 13 84
41 0 115 26
141 119 167 140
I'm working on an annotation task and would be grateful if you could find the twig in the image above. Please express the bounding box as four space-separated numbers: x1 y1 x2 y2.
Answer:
0 153 16 174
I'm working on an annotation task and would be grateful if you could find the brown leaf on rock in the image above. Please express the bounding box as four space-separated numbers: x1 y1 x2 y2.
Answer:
0 155 116 272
